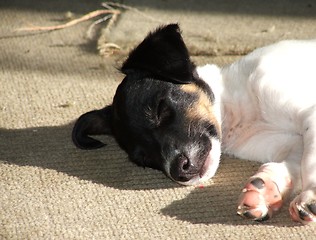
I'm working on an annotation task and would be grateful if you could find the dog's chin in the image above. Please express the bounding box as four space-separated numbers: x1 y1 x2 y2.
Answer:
174 139 221 186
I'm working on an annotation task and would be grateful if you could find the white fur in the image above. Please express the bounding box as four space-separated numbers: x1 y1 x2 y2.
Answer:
197 39 316 223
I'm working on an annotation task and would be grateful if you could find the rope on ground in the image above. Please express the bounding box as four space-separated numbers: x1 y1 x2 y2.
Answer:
15 2 161 33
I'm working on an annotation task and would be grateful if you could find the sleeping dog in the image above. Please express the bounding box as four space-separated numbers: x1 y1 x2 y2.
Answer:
72 24 316 224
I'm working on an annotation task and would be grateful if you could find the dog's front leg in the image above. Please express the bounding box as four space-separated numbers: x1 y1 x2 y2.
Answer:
237 162 293 221
234 131 303 222
289 111 316 224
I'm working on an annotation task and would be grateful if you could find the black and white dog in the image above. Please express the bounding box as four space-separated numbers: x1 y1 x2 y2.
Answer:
72 24 316 224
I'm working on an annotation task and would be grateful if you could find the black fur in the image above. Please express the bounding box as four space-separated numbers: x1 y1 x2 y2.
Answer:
72 106 112 149
121 24 198 84
72 24 217 183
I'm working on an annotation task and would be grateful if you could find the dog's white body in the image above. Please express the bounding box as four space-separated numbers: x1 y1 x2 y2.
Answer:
197 39 316 224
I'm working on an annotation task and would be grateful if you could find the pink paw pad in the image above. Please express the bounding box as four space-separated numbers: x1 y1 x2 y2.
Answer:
237 176 283 221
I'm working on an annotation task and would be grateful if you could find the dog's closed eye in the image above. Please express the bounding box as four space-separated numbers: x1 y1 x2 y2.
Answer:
145 99 173 127
156 99 173 126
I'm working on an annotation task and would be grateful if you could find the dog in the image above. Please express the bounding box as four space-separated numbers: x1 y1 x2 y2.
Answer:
72 24 316 224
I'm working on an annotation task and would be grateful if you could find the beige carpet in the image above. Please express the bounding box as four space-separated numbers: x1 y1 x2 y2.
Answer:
1 0 316 239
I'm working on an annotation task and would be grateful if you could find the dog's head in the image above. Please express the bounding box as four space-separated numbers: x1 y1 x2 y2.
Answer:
72 24 222 185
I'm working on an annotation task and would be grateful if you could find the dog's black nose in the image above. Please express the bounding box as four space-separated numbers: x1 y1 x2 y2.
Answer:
179 154 190 170
170 154 197 182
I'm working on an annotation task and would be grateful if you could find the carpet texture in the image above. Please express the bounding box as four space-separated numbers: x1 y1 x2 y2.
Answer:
1 0 316 239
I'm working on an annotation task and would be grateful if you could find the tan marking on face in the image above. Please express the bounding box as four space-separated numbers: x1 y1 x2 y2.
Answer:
181 84 221 138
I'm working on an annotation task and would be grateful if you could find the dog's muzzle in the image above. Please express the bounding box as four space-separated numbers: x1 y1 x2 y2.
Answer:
164 138 221 185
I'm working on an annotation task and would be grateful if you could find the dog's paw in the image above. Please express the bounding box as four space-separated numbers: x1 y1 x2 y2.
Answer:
237 175 284 221
289 189 316 224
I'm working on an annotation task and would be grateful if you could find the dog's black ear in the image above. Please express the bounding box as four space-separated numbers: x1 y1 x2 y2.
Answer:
72 106 112 149
121 24 197 84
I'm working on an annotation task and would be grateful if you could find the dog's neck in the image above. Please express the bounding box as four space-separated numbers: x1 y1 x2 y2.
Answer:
197 64 249 150
198 62 265 157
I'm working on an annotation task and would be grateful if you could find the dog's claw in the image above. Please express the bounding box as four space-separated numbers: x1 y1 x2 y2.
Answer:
307 203 316 215
288 188 316 224
237 176 283 222
237 188 271 221
289 193 316 224
237 204 269 221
